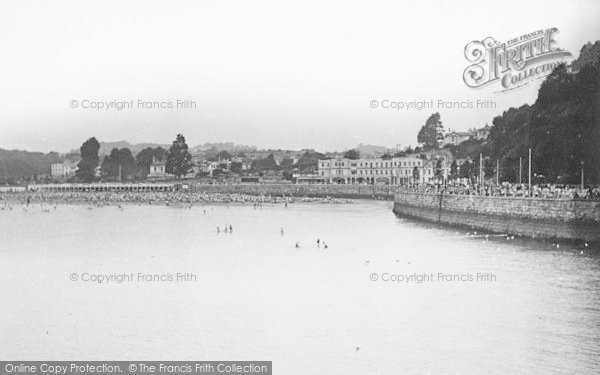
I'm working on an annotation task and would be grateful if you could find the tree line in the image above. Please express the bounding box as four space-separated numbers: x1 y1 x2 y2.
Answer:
75 133 327 182
414 59 600 184
77 134 194 182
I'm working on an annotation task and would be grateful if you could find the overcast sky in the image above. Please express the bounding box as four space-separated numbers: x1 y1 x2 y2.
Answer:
0 0 598 153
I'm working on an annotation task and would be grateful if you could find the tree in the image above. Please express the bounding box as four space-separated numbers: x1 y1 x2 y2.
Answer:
474 57 600 184
136 147 166 178
101 148 137 181
484 158 495 179
166 134 193 178
344 149 360 159
450 160 458 180
487 105 530 182
434 159 443 179
101 148 120 178
216 150 232 161
0 149 63 181
459 160 475 181
230 161 243 173
417 113 444 150
252 153 278 171
76 137 100 182
118 148 137 179
295 151 325 172
279 157 294 169
265 154 277 169
529 62 600 183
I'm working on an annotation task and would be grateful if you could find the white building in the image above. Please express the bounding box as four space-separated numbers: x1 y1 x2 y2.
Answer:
318 154 451 185
318 156 423 185
201 161 221 175
148 159 174 180
442 131 471 146
396 156 426 184
442 124 491 146
51 161 78 179
149 160 165 176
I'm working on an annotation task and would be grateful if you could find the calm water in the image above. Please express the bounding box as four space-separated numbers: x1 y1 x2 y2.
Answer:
1 201 599 374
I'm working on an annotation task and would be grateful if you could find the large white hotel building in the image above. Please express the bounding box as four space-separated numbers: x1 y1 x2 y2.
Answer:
317 154 451 185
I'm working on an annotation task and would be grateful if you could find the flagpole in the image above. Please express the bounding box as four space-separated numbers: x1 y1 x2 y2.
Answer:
496 159 499 185
519 156 522 184
479 153 483 193
581 161 584 190
528 148 532 196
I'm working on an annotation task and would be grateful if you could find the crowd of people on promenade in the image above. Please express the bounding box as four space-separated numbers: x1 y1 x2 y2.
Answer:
0 191 353 208
399 183 600 200
2 182 600 207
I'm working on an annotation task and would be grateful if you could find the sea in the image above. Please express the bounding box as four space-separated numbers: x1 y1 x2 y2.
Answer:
1 200 599 374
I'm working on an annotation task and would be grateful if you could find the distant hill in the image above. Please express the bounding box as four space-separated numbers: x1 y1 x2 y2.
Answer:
190 142 257 154
70 141 169 157
353 143 390 156
68 140 257 157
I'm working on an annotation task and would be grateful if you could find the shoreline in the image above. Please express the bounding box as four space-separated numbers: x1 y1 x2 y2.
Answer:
0 191 359 207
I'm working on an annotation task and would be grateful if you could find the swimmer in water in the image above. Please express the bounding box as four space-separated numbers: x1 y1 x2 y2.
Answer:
295 241 300 248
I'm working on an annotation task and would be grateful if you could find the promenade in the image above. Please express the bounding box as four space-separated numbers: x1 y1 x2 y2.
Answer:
5 182 600 202
17 183 397 200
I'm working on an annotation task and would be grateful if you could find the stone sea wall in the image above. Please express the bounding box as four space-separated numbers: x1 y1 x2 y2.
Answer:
393 191 600 241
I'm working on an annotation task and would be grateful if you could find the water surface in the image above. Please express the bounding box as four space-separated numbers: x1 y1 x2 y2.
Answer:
1 201 599 374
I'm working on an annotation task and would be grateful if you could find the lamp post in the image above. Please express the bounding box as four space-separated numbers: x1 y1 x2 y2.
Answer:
581 161 585 191
519 156 522 184
479 153 483 194
496 159 499 185
528 148 532 196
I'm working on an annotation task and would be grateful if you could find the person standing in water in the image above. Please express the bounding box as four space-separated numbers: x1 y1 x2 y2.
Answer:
317 238 320 247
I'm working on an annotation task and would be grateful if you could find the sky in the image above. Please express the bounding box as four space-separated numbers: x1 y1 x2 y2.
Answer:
0 0 599 153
